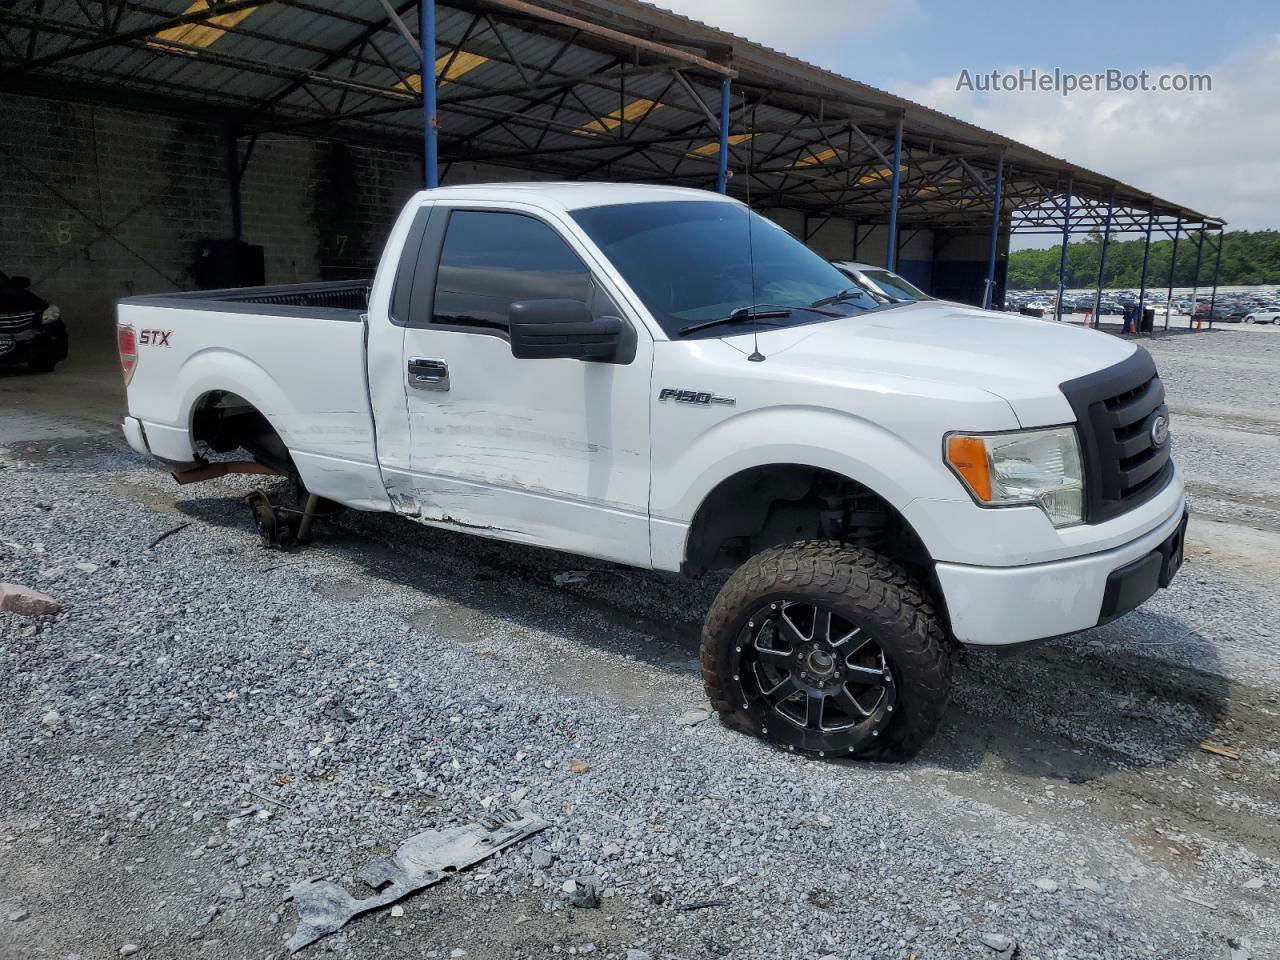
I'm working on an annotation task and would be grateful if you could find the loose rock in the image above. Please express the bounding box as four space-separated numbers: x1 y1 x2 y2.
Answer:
0 583 61 617
979 932 1015 954
675 707 711 727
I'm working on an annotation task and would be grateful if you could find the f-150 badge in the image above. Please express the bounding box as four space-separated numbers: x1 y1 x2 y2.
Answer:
659 388 735 406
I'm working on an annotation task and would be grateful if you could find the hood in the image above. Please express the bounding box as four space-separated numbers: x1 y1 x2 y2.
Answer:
718 301 1137 427
0 285 48 315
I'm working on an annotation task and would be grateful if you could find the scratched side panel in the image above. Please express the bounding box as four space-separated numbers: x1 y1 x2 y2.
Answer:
397 323 653 568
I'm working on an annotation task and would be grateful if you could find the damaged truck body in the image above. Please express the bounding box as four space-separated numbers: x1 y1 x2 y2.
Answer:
118 183 1187 760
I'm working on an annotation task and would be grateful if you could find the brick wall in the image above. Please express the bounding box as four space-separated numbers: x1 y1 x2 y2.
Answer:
0 96 231 347
0 95 436 349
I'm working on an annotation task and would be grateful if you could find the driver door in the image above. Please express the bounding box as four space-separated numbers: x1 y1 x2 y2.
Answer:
391 203 654 567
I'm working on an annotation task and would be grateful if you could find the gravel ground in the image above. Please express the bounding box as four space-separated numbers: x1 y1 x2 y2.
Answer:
1145 324 1280 532
2 326 1279 960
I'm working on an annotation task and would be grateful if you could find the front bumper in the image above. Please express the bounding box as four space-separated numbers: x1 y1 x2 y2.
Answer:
0 321 68 366
935 493 1187 646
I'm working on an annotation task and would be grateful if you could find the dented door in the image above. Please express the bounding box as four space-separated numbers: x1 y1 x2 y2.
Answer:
388 203 653 566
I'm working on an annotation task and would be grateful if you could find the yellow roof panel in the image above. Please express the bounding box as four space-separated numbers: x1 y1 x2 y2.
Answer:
794 146 841 167
150 0 258 50
574 98 662 137
396 50 490 93
689 133 753 158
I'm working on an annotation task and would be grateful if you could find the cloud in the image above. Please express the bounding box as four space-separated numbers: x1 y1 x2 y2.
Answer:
652 0 921 66
896 35 1280 233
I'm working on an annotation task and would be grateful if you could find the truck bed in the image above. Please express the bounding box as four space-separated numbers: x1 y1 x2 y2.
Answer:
119 280 371 321
118 278 389 511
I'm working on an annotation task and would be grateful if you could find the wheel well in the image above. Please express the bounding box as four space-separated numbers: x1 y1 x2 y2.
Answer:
190 391 293 474
682 464 942 604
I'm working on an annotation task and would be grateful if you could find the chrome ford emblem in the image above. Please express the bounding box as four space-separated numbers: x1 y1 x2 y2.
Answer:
1150 414 1170 447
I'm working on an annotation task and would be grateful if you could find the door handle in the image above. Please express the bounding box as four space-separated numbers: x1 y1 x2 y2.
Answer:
407 357 449 391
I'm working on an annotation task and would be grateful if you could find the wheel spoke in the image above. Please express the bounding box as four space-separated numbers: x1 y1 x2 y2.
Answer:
762 673 800 706
812 607 833 644
804 693 824 729
844 663 887 687
832 685 872 718
838 631 875 658
830 625 862 650
776 607 808 646
755 643 792 665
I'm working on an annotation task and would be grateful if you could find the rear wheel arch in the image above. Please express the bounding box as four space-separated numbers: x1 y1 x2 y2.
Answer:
189 389 293 475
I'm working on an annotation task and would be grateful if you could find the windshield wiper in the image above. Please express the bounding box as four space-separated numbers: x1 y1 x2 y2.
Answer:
678 306 791 337
810 286 877 308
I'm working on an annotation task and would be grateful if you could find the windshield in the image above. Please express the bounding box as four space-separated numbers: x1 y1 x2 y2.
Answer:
860 269 931 302
570 201 881 338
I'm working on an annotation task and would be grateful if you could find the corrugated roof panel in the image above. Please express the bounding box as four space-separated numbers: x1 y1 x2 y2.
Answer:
688 133 751 157
148 0 261 50
4 0 1218 225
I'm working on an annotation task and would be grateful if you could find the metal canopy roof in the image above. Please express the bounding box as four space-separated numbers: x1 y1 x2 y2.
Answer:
0 0 1224 235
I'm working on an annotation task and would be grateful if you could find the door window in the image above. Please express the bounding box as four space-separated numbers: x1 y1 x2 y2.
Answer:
433 210 593 331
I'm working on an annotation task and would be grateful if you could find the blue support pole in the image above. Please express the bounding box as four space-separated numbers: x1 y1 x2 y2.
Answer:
1164 221 1180 332
982 155 1004 309
1055 177 1072 322
1135 211 1154 333
885 112 903 271
715 77 731 194
421 0 438 188
1189 225 1205 328
1207 229 1223 330
1092 199 1114 326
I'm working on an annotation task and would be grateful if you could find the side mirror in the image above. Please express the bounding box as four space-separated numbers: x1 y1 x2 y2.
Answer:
509 299 626 363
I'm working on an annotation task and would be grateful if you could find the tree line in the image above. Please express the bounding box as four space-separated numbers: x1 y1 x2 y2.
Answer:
1006 229 1280 290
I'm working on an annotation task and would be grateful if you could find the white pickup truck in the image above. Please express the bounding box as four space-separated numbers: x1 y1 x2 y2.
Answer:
118 182 1187 760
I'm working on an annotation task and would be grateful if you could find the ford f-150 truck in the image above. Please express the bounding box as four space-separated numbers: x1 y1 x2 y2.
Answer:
118 183 1187 760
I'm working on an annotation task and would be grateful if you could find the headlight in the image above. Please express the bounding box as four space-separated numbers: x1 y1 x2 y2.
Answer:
41 305 61 324
945 426 1084 527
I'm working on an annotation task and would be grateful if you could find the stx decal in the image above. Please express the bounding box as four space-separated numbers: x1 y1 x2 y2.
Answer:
139 329 172 346
658 388 735 406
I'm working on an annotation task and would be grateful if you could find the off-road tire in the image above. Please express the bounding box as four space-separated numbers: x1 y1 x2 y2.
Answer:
701 540 951 761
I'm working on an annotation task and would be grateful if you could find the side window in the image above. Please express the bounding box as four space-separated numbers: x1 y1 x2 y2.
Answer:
433 210 593 332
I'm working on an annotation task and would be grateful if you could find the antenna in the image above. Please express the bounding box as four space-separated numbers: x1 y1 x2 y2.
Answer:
742 88 765 362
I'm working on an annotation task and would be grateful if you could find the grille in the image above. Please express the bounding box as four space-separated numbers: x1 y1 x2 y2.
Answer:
1060 349 1173 523
0 312 36 331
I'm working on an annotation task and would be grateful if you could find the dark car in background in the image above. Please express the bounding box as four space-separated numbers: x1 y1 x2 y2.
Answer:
0 271 68 372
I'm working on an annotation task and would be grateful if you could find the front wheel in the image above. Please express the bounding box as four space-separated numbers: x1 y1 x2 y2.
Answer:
700 542 951 761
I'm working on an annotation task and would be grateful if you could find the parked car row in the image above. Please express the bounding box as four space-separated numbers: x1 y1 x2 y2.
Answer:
1004 287 1280 325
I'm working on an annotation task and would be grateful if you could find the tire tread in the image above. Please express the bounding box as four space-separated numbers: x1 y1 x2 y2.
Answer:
700 540 951 761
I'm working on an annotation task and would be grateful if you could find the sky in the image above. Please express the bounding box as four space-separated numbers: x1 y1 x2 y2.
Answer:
657 0 1280 247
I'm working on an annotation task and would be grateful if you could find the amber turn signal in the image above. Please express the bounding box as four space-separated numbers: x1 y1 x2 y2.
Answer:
945 434 993 502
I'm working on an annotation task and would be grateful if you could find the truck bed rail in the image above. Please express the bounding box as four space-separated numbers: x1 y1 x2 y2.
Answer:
119 280 371 322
